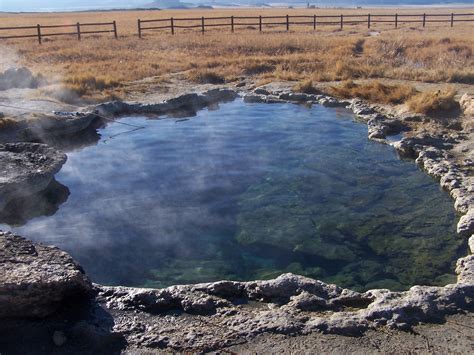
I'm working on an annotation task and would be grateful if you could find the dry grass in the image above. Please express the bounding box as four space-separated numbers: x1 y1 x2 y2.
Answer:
0 8 472 102
63 74 120 93
293 79 320 94
187 70 225 84
407 87 459 114
330 80 418 105
0 117 18 128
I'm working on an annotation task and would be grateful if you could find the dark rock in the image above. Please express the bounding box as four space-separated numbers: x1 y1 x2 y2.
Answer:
95 101 132 116
0 232 92 318
457 210 474 237
203 88 238 103
254 88 271 95
243 94 265 103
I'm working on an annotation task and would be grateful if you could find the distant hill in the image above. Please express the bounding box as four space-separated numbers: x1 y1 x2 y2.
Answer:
143 0 193 9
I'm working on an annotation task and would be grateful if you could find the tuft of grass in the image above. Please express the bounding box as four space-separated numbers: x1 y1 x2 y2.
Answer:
0 117 18 129
293 79 320 94
186 69 225 84
330 80 418 105
243 63 275 75
42 85 122 104
407 87 459 114
63 74 119 95
448 71 474 84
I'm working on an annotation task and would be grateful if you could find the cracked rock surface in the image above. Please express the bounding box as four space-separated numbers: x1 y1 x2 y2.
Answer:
0 231 92 318
0 142 66 210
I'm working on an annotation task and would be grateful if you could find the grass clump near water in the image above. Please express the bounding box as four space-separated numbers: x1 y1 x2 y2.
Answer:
407 87 459 115
43 74 124 104
187 69 225 84
0 117 18 129
293 79 321 94
330 80 418 105
448 71 474 84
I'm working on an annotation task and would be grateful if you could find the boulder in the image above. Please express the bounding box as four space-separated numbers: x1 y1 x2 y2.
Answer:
457 210 474 237
460 93 474 117
456 255 474 284
0 143 66 210
0 232 92 318
254 88 271 95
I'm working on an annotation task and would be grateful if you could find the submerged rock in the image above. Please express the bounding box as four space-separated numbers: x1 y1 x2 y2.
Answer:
0 232 92 318
0 143 66 210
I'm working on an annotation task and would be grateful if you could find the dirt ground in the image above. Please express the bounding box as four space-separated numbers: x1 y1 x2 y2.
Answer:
223 313 474 354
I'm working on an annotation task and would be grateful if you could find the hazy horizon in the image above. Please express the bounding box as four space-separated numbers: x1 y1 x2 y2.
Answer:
0 0 472 12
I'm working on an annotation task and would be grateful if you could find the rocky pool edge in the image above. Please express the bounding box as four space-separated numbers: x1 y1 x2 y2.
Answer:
0 86 473 351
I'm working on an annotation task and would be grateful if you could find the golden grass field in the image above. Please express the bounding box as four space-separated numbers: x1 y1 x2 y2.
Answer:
0 7 473 108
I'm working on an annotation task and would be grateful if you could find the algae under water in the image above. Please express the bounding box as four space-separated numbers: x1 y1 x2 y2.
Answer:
1 100 465 291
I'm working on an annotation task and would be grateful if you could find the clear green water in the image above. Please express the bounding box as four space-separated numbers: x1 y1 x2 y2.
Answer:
0 100 465 291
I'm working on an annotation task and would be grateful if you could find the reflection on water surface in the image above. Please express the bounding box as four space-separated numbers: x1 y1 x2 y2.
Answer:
1 100 465 291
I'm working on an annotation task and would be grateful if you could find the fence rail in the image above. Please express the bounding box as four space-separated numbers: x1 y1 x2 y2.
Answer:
138 12 474 36
0 20 117 44
0 11 473 44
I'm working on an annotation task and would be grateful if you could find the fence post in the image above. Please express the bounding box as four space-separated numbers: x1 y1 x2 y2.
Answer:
138 19 142 38
113 20 118 39
36 24 42 44
231 15 234 32
259 15 262 32
395 13 398 28
201 16 205 34
422 13 426 27
77 22 81 41
340 14 343 29
313 14 316 30
286 14 289 31
368 14 371 29
171 17 174 35
451 13 454 27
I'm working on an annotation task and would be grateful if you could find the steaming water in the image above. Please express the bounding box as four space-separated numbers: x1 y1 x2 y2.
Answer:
1 100 465 291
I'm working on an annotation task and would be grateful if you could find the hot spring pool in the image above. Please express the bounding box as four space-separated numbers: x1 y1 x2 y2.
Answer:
1 100 466 291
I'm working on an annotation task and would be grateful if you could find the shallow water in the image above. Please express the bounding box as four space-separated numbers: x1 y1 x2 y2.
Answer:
1 100 465 291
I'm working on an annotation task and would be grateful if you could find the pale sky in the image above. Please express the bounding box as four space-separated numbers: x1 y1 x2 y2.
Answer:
0 1 147 12
0 0 468 12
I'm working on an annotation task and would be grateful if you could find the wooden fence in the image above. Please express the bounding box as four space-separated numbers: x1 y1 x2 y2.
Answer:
0 12 473 44
0 21 117 44
138 12 474 36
